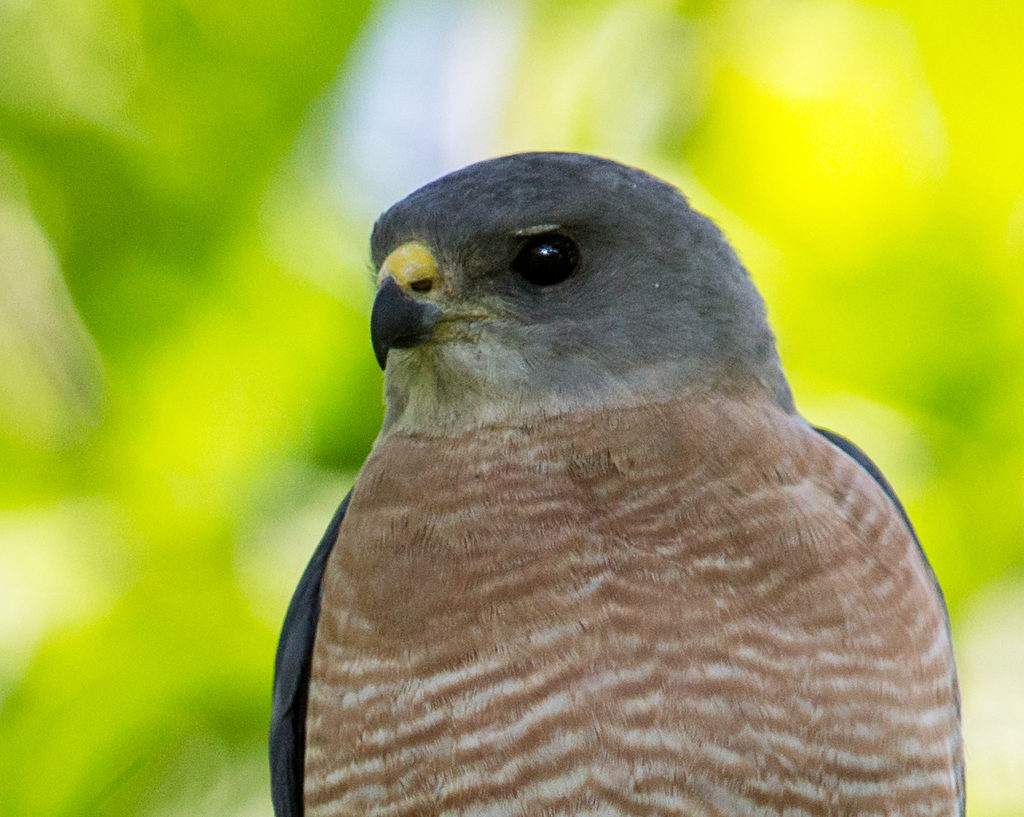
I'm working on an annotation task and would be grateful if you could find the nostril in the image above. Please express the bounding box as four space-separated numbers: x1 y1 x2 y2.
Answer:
409 278 433 293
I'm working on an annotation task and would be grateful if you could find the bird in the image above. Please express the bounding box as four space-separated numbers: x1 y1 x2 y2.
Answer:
270 152 964 817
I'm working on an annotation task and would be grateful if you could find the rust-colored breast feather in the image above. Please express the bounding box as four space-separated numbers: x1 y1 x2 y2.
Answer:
305 392 962 816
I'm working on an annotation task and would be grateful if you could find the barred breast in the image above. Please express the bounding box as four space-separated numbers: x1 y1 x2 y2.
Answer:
304 391 962 816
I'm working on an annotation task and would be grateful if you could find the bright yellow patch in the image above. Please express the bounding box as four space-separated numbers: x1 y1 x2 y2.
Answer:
378 241 439 292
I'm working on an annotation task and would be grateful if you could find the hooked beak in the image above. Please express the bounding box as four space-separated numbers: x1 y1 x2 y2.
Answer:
370 242 444 369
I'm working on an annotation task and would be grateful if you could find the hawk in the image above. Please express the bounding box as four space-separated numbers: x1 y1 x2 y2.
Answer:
270 152 964 816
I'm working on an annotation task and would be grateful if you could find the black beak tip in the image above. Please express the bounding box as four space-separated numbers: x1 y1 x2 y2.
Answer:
370 277 443 370
372 335 390 370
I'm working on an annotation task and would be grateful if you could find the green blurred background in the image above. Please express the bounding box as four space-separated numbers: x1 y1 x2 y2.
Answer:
1 0 1022 814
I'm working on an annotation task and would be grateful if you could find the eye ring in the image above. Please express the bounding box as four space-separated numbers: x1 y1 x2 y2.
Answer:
511 233 580 286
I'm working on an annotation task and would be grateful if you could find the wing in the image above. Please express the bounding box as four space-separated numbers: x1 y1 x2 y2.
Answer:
270 492 351 817
812 426 918 537
812 425 965 816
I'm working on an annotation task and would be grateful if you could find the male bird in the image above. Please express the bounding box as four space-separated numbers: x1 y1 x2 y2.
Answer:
271 152 964 817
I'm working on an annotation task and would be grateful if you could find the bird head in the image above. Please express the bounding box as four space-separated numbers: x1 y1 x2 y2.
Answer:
369 152 792 434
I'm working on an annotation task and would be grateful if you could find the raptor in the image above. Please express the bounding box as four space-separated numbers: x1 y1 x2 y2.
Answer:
271 152 964 817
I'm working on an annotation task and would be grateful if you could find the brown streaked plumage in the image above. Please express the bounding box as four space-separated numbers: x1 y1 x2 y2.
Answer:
304 390 959 816
269 153 963 817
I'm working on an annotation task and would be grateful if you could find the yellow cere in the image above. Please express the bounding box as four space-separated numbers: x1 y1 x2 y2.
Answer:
2 2 1023 815
378 241 439 292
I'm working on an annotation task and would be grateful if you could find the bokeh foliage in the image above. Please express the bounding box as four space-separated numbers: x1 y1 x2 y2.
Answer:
1 0 1022 815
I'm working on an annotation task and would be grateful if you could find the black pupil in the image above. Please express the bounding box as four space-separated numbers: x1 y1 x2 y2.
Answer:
512 234 579 286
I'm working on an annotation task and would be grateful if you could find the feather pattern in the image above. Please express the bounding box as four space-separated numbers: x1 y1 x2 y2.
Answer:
299 389 963 817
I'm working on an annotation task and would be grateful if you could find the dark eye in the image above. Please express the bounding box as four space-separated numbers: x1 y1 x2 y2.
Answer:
511 233 580 286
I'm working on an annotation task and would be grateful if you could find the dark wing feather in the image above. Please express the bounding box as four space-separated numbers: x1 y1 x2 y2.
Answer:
813 426 964 816
812 426 918 538
270 492 351 817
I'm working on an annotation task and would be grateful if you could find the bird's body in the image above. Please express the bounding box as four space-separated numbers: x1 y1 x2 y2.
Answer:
302 386 959 816
272 153 963 817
